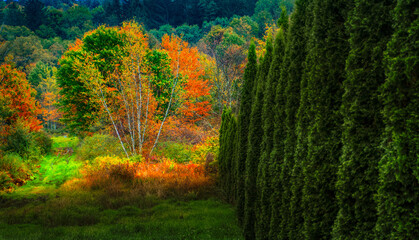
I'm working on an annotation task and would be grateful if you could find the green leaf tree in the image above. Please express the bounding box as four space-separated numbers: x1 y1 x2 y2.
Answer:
57 26 127 135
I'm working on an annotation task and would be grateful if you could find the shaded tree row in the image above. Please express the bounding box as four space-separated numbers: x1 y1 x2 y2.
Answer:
218 0 418 239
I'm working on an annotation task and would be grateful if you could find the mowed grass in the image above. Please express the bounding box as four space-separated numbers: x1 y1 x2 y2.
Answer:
0 136 243 239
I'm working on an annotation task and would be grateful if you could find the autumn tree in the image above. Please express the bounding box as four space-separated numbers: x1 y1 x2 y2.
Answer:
0 63 42 140
202 25 246 113
161 34 211 124
58 23 211 156
38 67 61 130
57 25 127 135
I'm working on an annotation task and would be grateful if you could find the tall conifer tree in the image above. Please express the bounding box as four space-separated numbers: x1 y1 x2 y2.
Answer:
280 1 311 239
229 115 238 202
332 0 395 239
375 0 419 238
256 29 286 240
301 0 352 238
289 0 314 238
236 42 258 227
244 37 273 240
219 107 232 199
267 28 288 240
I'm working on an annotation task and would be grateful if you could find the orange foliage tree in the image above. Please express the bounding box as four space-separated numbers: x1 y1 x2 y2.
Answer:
0 63 42 138
58 22 211 157
161 35 211 124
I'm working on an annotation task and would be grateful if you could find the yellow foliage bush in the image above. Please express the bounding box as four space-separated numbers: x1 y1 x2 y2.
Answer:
190 136 219 164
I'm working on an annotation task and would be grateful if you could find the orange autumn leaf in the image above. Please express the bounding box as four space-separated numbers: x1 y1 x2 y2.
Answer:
161 34 211 123
0 63 42 135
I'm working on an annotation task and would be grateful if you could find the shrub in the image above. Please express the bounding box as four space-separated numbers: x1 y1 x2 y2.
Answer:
1 122 51 160
0 153 32 190
154 141 192 163
190 136 219 164
76 134 125 161
2 124 32 158
32 131 52 155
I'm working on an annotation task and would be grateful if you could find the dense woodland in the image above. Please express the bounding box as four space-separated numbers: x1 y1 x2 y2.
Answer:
0 0 418 239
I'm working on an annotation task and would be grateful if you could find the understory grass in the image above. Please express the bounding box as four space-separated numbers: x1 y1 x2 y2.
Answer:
51 136 79 150
0 136 242 239
0 196 241 239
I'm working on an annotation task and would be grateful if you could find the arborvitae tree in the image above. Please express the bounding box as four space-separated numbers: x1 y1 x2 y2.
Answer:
219 107 232 199
256 30 286 240
301 0 352 238
236 42 258 227
219 107 238 202
244 37 273 240
277 10 304 240
289 0 314 239
375 0 419 238
278 1 311 239
227 114 238 202
267 28 288 240
332 0 395 239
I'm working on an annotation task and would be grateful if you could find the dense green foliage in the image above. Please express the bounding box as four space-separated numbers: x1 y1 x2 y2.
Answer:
57 26 126 134
0 0 295 39
288 1 313 239
218 0 418 239
333 0 395 239
257 28 285 240
219 108 238 203
375 0 419 238
235 42 257 227
243 37 273 240
301 0 351 238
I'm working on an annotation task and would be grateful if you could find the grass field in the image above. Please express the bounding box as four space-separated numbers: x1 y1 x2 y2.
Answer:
0 197 242 240
0 136 242 240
